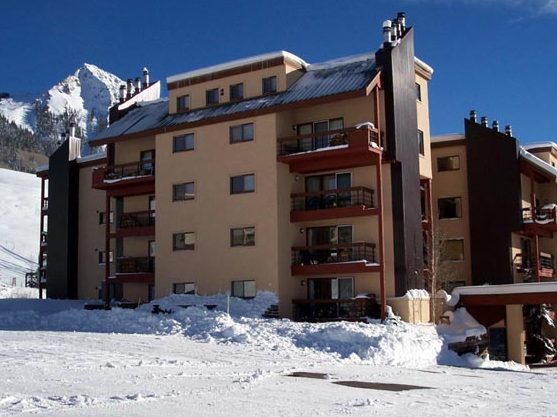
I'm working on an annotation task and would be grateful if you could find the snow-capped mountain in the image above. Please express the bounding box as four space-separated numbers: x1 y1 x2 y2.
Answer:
0 63 123 150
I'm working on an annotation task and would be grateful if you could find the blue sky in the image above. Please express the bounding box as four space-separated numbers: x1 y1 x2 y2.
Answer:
1 0 556 142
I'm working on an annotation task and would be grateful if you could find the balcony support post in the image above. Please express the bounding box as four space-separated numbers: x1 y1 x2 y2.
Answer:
534 234 540 283
38 177 46 299
374 85 386 320
104 193 111 307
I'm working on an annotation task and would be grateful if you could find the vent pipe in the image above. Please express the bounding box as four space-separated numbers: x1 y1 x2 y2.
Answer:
69 122 76 138
134 77 142 93
143 67 150 87
505 125 513 137
397 12 406 33
119 84 126 103
492 120 499 132
383 20 392 46
480 116 488 128
469 110 477 123
126 79 133 99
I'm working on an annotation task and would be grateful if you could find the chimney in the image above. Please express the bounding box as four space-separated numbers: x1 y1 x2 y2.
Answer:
119 84 126 103
480 116 488 128
69 122 76 138
397 12 406 33
382 20 392 46
505 125 513 137
492 120 499 132
143 67 150 87
134 77 142 93
469 110 477 123
126 79 133 99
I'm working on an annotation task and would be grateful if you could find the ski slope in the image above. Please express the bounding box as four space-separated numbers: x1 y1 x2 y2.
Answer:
0 168 40 285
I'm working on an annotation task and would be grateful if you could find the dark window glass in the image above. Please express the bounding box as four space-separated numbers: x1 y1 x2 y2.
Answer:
206 88 219 105
230 83 244 101
173 282 195 294
262 76 277 94
230 174 255 194
98 251 113 264
437 155 460 171
99 211 114 225
173 182 195 201
418 129 425 155
173 133 195 152
231 280 256 298
231 227 255 247
442 239 465 261
173 232 196 250
416 83 422 101
177 95 190 112
229 123 254 144
438 197 462 219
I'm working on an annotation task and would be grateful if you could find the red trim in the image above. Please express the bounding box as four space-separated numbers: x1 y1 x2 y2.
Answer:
110 225 155 238
109 273 154 284
291 262 380 276
460 292 557 306
290 206 378 222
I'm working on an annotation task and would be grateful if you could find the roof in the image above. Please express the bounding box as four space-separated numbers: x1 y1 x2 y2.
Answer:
92 53 379 144
431 133 465 143
167 51 308 84
519 147 557 181
35 151 107 175
448 281 557 306
523 141 557 152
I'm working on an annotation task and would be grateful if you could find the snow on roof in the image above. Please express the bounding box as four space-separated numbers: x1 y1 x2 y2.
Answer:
167 51 308 84
414 57 434 75
431 133 465 143
77 152 106 164
448 281 557 306
519 146 557 181
523 141 557 152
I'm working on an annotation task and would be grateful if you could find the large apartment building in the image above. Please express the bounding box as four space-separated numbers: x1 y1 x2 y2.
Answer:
39 14 434 321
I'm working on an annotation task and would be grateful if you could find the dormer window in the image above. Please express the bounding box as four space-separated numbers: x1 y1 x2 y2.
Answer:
230 83 244 101
177 95 190 112
262 76 277 94
206 88 219 105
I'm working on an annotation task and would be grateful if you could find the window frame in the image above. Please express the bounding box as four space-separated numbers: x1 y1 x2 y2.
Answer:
99 211 114 225
262 76 277 94
173 232 196 251
441 239 465 262
229 123 254 144
98 250 114 265
437 155 460 172
230 226 256 247
416 82 422 101
173 133 195 153
176 94 190 112
229 83 244 101
418 129 425 156
231 280 256 298
172 182 195 202
230 173 255 194
206 88 219 106
173 282 196 295
438 197 462 219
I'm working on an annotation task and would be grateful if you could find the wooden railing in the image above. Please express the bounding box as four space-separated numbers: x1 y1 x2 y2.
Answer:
522 205 557 224
116 256 155 274
292 297 379 321
104 159 155 181
291 187 374 212
277 126 379 156
514 252 554 278
117 211 155 229
292 242 377 266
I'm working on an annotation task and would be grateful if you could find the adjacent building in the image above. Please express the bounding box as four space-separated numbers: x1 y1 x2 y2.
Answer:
38 14 434 321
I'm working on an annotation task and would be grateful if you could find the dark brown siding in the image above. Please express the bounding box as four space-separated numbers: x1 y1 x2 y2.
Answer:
465 119 522 285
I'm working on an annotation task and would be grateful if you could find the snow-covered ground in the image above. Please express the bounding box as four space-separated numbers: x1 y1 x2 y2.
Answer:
0 168 41 286
0 293 554 416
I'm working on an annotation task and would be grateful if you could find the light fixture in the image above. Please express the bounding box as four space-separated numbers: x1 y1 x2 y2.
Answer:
300 280 305 287
295 175 300 181
299 228 304 234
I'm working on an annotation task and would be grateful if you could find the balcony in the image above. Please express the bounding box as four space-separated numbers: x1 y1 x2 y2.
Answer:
290 187 376 222
514 252 555 280
292 296 380 322
277 125 381 174
110 256 155 284
92 160 155 194
111 211 155 238
291 242 379 275
522 205 557 236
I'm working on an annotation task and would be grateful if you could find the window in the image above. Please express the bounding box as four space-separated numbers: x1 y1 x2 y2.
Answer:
262 76 277 94
231 280 256 298
149 196 156 219
148 240 155 258
231 227 255 247
98 250 113 264
230 83 244 101
173 133 194 152
177 95 190 112
437 155 460 171
416 83 422 101
418 129 425 155
308 277 354 300
442 239 465 262
140 149 155 174
173 232 196 250
206 88 219 105
173 282 195 294
99 211 114 225
438 197 462 219
307 225 352 246
230 174 255 194
173 182 195 201
229 123 254 144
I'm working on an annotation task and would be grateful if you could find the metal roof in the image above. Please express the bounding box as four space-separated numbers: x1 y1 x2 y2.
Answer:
91 54 378 144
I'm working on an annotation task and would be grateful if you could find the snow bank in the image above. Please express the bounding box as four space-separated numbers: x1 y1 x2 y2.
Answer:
437 308 487 343
0 283 39 299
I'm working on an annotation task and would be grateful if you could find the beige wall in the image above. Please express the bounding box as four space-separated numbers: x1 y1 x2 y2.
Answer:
506 304 526 364
123 282 149 304
114 137 155 165
77 165 107 299
431 143 472 286
388 296 430 324
416 73 432 179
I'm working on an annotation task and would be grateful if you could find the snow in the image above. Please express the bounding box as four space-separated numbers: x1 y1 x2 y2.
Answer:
437 308 486 343
520 147 557 182
0 282 39 299
0 98 34 132
0 168 40 286
400 289 430 300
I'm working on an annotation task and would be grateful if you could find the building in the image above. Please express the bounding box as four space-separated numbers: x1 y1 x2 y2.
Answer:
39 13 434 321
431 113 557 363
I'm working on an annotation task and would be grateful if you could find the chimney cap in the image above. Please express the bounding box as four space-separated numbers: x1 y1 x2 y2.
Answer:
397 11 406 18
143 67 149 73
383 20 392 28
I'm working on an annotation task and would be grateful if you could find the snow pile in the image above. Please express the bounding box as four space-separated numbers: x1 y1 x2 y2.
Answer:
0 168 40 285
0 282 39 299
437 308 487 343
401 289 430 300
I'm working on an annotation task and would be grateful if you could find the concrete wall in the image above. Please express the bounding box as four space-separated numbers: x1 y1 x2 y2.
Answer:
506 304 526 365
388 296 430 324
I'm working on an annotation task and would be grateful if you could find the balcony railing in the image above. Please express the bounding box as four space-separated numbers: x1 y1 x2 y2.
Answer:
116 256 155 274
522 205 557 225
40 231 47 246
277 126 379 157
42 198 48 211
292 297 380 321
514 252 554 279
292 242 377 266
104 160 155 182
291 187 374 212
117 211 155 229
